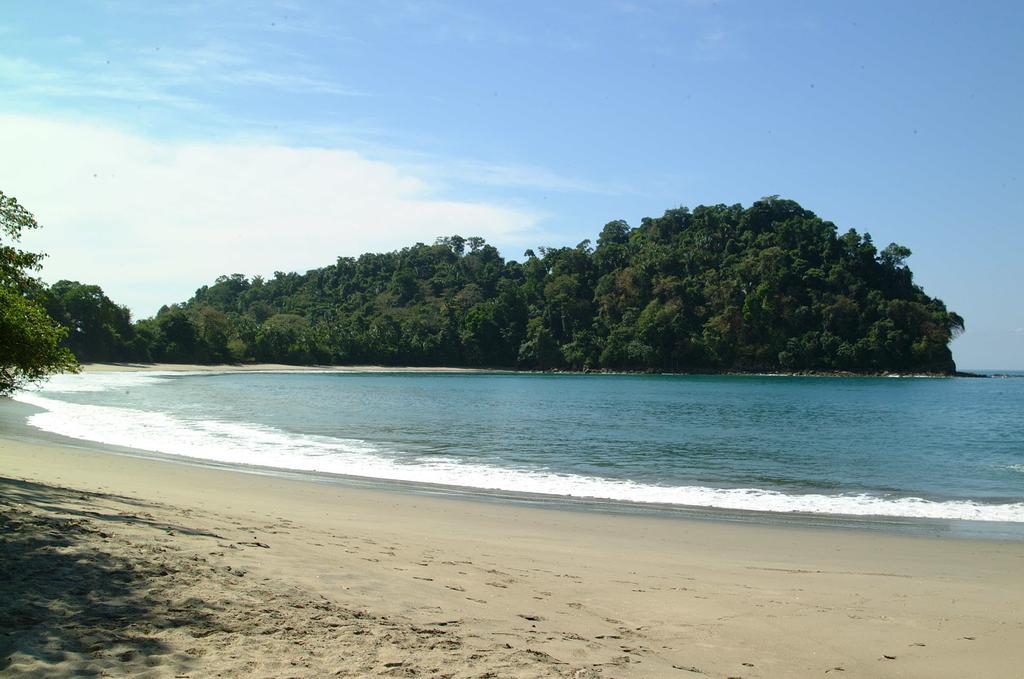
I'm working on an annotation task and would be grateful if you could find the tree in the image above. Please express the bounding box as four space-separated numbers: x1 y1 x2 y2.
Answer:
0 190 78 394
49 196 962 374
44 280 135 362
255 313 310 363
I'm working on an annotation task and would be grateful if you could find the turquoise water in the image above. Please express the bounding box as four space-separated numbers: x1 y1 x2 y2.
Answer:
14 371 1024 522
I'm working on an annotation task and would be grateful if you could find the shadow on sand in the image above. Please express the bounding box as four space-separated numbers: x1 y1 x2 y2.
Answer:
0 477 218 676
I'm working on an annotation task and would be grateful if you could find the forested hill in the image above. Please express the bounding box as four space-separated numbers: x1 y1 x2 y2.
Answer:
47 197 964 373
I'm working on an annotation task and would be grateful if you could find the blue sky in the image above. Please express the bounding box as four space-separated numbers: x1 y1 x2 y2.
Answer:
1 1 1021 368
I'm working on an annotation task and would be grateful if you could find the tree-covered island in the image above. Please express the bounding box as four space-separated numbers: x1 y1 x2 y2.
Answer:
10 196 965 377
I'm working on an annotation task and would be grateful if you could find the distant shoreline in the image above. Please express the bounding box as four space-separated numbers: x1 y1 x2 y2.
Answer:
78 361 986 378
78 362 502 374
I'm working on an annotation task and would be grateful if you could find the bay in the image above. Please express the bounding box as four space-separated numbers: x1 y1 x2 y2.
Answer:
14 370 1024 523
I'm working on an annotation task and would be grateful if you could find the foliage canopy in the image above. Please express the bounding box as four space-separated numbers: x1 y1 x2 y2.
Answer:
0 191 79 395
26 197 963 375
77 196 960 374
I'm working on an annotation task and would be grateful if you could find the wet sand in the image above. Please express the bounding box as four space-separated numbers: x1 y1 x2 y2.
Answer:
2 433 1023 678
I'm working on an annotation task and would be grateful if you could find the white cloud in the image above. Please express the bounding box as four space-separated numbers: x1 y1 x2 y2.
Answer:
692 26 743 62
0 55 202 109
0 39 361 112
418 158 633 195
0 115 541 317
130 44 367 96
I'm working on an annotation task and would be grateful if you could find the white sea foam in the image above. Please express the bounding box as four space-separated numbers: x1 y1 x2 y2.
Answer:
13 376 1024 523
35 371 184 393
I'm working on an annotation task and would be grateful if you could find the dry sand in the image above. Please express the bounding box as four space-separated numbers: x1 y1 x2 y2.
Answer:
1 435 1023 678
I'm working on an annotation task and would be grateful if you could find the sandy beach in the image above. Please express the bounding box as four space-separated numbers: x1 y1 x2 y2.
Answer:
2 426 1023 678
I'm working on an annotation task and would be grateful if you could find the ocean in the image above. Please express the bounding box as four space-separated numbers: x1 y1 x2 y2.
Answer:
11 370 1024 525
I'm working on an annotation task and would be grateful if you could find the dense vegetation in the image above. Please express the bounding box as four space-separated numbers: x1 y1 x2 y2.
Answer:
0 191 78 395
37 197 963 374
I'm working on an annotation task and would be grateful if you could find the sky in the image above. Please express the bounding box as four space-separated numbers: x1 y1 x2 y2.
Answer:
0 1 1021 369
